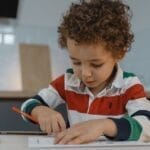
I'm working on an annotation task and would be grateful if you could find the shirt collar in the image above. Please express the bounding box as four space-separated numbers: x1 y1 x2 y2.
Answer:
111 64 124 89
65 64 124 90
65 73 81 88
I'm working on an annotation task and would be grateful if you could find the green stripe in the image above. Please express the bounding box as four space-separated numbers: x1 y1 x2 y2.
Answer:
124 116 142 140
24 99 41 113
123 71 136 78
66 68 74 74
23 99 42 122
26 103 41 114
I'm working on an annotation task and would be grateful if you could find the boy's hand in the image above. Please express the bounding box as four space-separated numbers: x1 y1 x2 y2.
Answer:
31 105 66 134
55 119 117 144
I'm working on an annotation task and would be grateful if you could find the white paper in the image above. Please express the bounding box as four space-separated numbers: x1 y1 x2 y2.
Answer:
28 135 150 148
28 136 54 148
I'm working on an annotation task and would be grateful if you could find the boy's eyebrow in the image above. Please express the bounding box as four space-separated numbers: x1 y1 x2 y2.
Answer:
70 56 103 62
70 56 78 60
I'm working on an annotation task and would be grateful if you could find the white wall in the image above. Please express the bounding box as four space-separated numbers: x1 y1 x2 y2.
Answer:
0 0 150 91
18 0 76 28
121 0 150 90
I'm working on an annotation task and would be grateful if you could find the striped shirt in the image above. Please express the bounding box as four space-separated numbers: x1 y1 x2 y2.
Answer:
21 65 150 141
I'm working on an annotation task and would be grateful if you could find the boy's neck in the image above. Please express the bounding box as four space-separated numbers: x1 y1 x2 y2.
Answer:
89 64 118 96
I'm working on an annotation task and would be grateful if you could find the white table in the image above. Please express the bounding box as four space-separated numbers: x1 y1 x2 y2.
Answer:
0 134 150 150
0 134 28 150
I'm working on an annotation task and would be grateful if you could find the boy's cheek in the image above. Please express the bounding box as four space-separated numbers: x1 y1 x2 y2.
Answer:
73 69 81 77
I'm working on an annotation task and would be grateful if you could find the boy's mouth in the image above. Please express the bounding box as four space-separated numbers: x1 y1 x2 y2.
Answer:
84 80 95 84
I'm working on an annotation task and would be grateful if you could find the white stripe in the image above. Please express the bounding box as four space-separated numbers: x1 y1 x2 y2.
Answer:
38 85 65 108
126 98 150 116
68 110 124 125
133 116 150 142
64 85 87 95
107 76 142 97
65 72 143 98
122 76 142 92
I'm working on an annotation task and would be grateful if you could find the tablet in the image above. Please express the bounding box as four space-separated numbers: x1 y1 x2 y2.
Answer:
0 98 69 134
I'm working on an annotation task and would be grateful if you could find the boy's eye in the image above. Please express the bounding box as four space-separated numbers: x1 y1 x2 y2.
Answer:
73 62 81 65
92 63 103 68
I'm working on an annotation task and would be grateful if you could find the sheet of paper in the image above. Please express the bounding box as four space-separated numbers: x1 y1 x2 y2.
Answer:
28 135 107 148
28 135 150 148
28 136 54 148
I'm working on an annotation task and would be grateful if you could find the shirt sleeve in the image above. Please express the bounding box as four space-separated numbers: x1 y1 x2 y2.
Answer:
109 78 150 141
21 75 66 122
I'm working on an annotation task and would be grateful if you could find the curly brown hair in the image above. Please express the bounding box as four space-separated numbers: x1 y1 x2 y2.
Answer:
58 0 134 58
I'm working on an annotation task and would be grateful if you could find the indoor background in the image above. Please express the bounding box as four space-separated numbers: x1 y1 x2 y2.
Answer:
0 0 150 96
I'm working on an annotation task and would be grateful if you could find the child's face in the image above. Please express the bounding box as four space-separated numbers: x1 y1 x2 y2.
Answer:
67 38 119 94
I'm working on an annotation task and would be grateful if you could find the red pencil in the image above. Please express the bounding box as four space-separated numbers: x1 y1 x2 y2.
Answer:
12 106 38 124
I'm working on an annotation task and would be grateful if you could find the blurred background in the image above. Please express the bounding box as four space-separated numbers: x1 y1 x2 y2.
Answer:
0 0 150 97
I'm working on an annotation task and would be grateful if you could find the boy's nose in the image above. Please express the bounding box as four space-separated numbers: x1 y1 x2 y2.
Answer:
82 66 92 77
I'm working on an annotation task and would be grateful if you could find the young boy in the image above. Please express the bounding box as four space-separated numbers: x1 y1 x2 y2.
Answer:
21 0 150 144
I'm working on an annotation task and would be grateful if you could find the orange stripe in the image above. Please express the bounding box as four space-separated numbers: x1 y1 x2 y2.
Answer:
89 84 146 115
52 77 146 115
65 90 89 113
89 96 126 115
51 75 66 100
124 84 146 100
